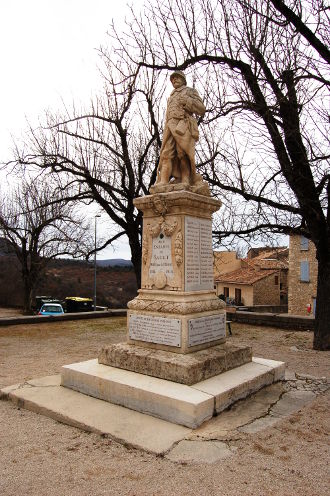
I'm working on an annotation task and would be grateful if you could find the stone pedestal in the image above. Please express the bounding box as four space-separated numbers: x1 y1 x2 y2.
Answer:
126 190 226 354
98 189 239 382
98 189 251 385
98 190 250 383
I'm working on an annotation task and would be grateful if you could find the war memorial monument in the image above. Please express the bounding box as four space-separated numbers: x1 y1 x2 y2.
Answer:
2 72 285 449
60 71 285 429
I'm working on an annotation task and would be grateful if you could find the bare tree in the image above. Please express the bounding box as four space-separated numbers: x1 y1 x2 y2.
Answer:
0 179 91 313
119 0 329 349
11 56 166 288
268 0 330 64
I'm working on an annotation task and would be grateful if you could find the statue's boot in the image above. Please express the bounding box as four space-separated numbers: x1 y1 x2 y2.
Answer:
180 156 191 185
188 154 198 185
158 159 172 185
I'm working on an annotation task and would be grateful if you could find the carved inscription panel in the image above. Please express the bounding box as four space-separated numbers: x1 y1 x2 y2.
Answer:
129 314 181 347
188 314 226 347
184 216 214 291
149 233 174 279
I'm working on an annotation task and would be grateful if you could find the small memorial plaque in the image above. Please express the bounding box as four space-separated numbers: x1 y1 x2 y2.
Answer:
149 233 174 278
129 314 181 347
188 314 226 347
185 216 214 291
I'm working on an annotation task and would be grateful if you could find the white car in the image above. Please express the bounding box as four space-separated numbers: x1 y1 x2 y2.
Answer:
38 303 64 316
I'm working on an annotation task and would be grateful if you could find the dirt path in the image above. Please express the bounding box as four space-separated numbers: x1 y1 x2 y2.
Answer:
0 317 329 496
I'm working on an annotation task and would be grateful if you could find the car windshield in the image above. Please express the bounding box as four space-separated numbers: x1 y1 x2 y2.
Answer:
43 305 61 312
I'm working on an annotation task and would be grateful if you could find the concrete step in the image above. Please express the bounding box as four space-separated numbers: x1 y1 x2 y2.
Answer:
61 360 214 429
0 375 190 455
61 357 285 428
196 357 285 414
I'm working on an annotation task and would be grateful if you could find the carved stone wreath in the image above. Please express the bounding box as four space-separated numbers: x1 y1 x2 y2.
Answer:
128 297 225 314
147 218 178 239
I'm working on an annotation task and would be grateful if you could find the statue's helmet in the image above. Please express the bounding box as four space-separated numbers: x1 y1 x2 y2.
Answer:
170 70 187 85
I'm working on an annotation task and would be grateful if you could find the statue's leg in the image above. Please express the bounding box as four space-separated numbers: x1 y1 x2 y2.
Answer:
188 149 197 184
158 133 176 185
159 159 172 184
176 135 197 185
177 151 190 184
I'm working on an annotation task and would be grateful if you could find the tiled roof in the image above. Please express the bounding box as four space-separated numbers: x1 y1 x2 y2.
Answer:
215 267 277 285
250 248 289 260
254 259 288 270
241 251 289 271
248 247 288 259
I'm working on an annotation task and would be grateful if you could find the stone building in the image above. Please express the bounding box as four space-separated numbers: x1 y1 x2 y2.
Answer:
288 235 318 315
214 251 242 278
214 248 288 306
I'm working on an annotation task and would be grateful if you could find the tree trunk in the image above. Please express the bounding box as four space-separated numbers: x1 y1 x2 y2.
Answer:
313 253 330 350
128 235 142 289
23 278 34 315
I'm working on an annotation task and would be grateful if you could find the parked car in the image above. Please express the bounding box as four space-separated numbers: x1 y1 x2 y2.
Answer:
65 297 93 313
38 303 64 316
35 296 63 312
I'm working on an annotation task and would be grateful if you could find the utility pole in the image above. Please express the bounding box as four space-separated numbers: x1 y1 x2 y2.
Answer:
94 214 101 311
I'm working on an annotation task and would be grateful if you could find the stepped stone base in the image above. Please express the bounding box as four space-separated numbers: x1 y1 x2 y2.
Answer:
61 357 285 428
98 342 252 385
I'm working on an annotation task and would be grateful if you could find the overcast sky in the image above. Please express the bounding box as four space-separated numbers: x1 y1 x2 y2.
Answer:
0 0 144 159
0 0 145 259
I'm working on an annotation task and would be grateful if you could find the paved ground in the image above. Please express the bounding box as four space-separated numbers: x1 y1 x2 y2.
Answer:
0 311 329 495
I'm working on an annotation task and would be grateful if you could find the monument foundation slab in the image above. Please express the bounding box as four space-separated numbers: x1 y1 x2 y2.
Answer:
60 357 285 428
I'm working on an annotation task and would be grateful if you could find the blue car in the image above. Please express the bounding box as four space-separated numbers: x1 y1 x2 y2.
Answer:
38 303 64 316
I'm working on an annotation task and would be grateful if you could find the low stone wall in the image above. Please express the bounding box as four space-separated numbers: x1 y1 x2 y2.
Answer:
0 309 127 327
1 308 314 332
226 310 314 331
244 305 288 314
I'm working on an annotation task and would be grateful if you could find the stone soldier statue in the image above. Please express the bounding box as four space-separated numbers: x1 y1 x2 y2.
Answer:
155 71 206 188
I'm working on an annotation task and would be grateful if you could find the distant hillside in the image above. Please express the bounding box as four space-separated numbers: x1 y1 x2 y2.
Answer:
0 254 137 309
96 258 133 267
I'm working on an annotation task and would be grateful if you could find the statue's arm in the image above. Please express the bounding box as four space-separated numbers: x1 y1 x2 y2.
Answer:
183 89 206 117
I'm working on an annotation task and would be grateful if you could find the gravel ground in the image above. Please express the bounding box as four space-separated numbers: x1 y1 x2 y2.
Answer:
0 311 329 496
0 307 23 318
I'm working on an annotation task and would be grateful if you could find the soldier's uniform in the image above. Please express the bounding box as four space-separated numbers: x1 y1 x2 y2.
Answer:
158 73 205 185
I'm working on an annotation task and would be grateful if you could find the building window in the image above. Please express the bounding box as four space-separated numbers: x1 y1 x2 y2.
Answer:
235 288 242 305
275 275 279 285
300 261 310 282
300 236 309 251
223 287 229 298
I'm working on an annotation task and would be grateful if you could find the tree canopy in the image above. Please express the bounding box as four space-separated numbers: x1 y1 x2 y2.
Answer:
0 178 91 313
8 54 167 287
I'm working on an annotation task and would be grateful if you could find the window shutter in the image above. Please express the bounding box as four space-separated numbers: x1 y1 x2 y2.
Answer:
300 236 309 251
300 261 310 282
